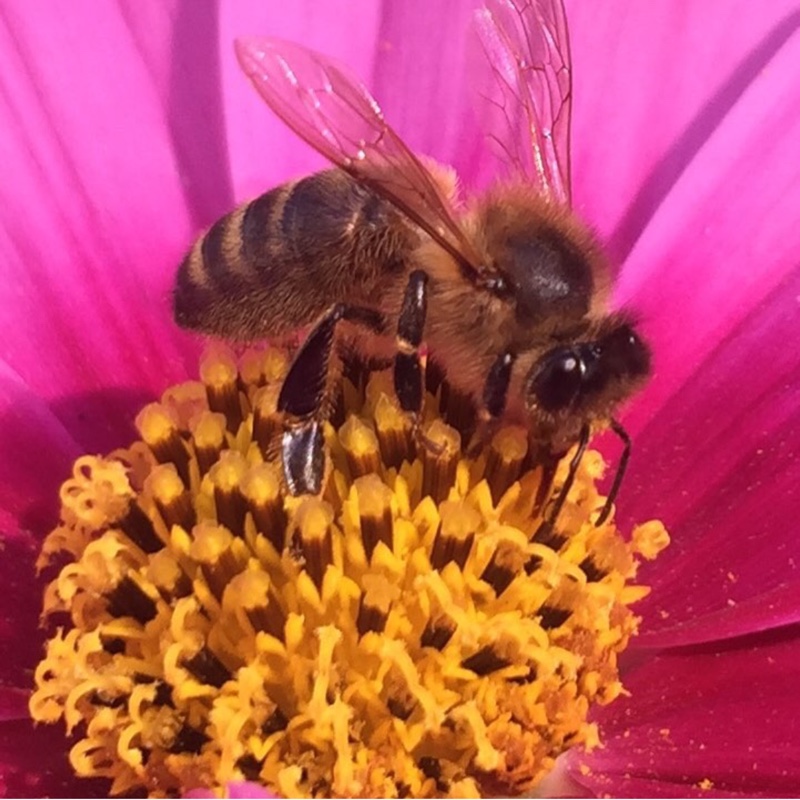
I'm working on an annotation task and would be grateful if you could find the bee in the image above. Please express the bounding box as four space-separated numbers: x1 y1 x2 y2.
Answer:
173 0 650 526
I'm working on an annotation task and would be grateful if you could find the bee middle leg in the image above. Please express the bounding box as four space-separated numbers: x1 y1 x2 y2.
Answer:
393 269 429 416
278 303 385 495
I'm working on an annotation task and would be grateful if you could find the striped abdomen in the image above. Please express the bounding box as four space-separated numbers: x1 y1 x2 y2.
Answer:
173 169 414 341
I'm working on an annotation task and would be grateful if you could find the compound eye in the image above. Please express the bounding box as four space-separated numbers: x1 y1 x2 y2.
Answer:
530 350 584 413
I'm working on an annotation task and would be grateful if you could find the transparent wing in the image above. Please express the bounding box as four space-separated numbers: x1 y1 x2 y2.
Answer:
473 0 572 205
235 37 484 276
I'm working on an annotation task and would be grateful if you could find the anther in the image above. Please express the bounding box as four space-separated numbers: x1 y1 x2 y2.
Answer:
224 570 286 643
146 464 196 531
291 499 334 591
241 463 287 554
340 416 382 479
532 520 567 551
189 523 247 601
354 474 393 560
420 618 455 650
146 550 192 598
357 574 397 638
200 349 243 433
373 393 413 470
190 411 227 475
117 501 164 554
181 646 232 689
208 452 248 536
480 540 526 596
484 426 528 504
431 501 478 570
105 575 158 624
537 605 572 630
136 403 191 486
252 387 283 459
421 420 460 504
461 646 511 676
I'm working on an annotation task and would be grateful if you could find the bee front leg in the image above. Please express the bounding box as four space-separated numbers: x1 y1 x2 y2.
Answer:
278 303 385 495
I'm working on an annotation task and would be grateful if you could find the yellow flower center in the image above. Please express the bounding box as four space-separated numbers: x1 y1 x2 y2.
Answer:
30 346 668 798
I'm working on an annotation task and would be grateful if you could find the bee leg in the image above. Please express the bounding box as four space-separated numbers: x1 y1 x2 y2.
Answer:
278 303 385 495
533 424 590 542
393 270 429 416
466 351 517 456
392 270 442 453
595 419 631 526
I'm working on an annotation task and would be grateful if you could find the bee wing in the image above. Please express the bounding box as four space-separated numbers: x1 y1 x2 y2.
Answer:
235 37 484 277
473 0 572 205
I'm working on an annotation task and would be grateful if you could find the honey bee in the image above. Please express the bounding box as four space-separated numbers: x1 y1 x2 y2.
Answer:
173 0 650 525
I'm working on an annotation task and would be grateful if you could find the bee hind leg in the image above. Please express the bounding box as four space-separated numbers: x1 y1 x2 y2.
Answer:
278 302 385 495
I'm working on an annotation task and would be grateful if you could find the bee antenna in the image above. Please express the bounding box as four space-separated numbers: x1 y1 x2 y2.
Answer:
595 419 631 526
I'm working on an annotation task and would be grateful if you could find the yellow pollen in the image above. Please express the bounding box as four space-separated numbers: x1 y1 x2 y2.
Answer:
30 345 669 798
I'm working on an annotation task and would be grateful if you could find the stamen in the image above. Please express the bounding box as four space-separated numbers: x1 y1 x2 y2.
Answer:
421 420 460 503
136 403 190 485
31 345 669 798
431 501 478 570
354 474 393 560
291 499 334 591
146 464 196 531
484 426 528 504
339 416 382 479
373 393 413 469
240 463 286 554
200 348 243 433
208 452 248 536
190 411 227 475
252 387 283 460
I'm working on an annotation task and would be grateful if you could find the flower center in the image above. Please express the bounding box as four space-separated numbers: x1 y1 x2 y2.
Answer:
30 347 668 798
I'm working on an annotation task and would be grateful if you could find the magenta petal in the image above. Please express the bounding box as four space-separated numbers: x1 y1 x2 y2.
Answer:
0 522 47 687
568 0 800 251
635 583 800 650
616 264 800 639
0 716 107 798
0 2 200 408
568 629 800 797
219 0 385 199
0 363 82 532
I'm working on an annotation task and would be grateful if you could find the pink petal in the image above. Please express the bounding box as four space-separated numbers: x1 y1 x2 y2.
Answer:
0 521 48 687
0 2 200 417
0 714 106 798
616 265 800 640
568 630 800 796
218 0 386 200
583 17 800 635
568 0 800 254
0 363 81 533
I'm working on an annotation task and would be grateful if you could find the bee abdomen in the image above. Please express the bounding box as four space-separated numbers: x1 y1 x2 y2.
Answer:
173 185 287 336
173 169 412 341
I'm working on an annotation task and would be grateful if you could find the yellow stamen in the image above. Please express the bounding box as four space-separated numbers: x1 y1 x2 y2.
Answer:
31 345 669 797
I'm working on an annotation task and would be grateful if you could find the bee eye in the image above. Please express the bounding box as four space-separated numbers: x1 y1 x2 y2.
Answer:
529 350 584 412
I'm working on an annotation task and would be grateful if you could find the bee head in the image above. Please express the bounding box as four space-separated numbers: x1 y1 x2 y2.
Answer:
526 318 651 420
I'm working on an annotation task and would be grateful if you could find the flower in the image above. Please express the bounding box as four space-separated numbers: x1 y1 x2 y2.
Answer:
2 0 799 797
28 346 668 796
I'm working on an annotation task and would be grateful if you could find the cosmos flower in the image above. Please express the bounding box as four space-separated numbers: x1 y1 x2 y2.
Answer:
2 0 800 797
